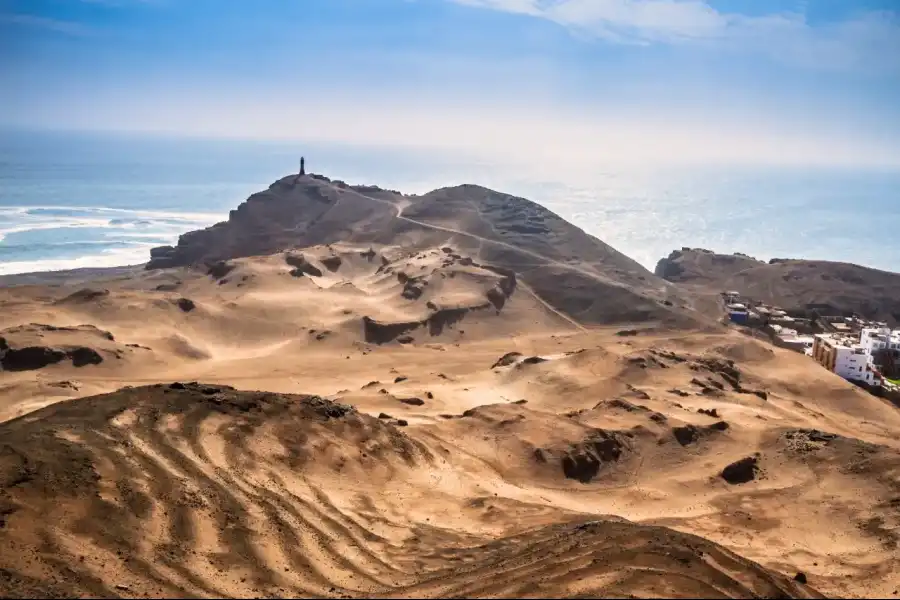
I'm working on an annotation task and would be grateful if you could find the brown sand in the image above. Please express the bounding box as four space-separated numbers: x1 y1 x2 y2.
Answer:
0 196 898 598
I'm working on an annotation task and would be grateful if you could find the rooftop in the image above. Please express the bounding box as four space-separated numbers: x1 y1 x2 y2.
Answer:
815 333 864 350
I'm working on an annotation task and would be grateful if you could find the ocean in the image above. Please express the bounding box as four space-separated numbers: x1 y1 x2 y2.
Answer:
1 129 899 277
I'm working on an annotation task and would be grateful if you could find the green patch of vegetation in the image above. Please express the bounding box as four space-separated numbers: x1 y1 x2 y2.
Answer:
887 378 900 386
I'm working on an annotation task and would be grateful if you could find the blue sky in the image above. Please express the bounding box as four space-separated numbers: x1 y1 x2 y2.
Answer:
2 0 900 170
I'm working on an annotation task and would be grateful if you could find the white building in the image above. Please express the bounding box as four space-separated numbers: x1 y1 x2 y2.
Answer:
860 327 900 358
811 334 878 386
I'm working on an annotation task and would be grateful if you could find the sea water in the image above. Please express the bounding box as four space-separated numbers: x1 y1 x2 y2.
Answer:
1 129 898 276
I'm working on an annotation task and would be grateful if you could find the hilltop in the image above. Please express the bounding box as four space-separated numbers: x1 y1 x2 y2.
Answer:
147 174 701 327
655 247 900 324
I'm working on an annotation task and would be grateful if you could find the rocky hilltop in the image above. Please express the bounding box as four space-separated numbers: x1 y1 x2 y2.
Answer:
655 247 900 324
148 173 701 326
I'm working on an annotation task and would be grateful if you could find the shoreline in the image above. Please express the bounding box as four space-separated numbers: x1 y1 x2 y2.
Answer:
0 264 146 288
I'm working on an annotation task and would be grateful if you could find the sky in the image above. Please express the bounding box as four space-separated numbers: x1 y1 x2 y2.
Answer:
2 0 900 171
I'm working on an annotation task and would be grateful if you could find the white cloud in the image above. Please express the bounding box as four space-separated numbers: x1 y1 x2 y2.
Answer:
446 0 900 71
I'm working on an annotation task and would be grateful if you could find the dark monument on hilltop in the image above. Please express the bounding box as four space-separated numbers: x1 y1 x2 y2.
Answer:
293 156 306 185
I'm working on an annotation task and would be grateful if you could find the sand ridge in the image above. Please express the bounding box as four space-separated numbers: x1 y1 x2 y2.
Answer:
0 383 822 599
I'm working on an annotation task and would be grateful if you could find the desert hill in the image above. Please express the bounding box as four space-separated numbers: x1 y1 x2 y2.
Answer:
147 174 700 327
655 247 900 324
1 175 900 598
0 383 823 599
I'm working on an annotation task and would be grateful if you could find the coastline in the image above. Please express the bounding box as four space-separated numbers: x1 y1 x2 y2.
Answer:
0 264 146 288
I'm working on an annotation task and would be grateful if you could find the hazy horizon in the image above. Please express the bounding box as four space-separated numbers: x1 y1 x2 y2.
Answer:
2 129 899 278
3 0 900 173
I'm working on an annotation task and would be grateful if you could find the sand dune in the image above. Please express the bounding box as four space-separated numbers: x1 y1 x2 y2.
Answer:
0 384 820 599
2 175 899 598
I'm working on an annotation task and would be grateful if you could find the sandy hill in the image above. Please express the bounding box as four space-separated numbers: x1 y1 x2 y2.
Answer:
655 247 900 324
147 174 701 327
0 383 823 599
1 174 899 598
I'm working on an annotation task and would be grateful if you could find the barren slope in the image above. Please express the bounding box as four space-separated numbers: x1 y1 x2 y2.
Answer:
0 383 821 599
1 256 898 597
655 248 900 324
147 174 702 327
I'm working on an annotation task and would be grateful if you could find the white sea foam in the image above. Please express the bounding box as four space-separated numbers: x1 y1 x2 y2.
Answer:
0 244 157 276
0 205 225 275
0 206 222 241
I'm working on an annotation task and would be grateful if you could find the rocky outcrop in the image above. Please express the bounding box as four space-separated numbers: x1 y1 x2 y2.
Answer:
0 324 123 372
362 317 422 345
146 175 397 270
672 421 729 446
560 430 630 483
491 352 523 369
321 255 342 272
361 302 491 344
175 298 196 312
144 173 702 327
656 247 900 324
206 260 235 280
720 455 760 484
55 288 110 304
285 253 323 278
0 344 103 371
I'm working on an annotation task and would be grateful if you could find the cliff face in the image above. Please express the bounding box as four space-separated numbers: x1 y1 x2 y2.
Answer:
655 248 900 324
145 174 705 327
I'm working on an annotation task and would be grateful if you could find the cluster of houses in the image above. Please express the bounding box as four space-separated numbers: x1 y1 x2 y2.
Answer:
724 291 816 354
723 291 900 392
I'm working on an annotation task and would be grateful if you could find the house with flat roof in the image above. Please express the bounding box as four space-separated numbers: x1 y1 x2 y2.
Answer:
811 334 878 386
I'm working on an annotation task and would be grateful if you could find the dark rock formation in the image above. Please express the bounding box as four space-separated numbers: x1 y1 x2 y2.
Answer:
398 397 425 406
361 303 493 345
55 288 109 304
486 286 507 310
321 255 342 272
521 356 547 365
0 345 103 371
561 430 629 484
491 352 522 369
206 261 235 280
0 346 66 371
721 455 760 484
401 279 425 300
604 398 649 413
285 253 323 277
672 421 729 446
363 317 421 345
656 247 900 325
175 298 196 312
68 347 103 367
146 176 394 271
